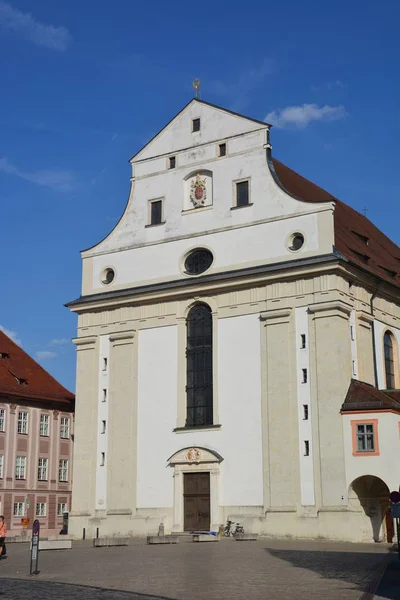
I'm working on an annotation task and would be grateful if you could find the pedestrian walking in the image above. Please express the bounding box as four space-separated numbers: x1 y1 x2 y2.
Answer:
0 515 7 559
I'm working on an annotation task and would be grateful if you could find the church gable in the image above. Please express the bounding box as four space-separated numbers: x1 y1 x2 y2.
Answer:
132 99 268 163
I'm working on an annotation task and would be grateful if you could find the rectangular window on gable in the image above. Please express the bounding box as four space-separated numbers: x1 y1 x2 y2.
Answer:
149 199 163 226
168 156 176 169
218 143 226 157
235 180 250 207
192 118 200 132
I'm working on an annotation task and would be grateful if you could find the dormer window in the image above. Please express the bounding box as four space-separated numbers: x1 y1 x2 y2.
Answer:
0 353 9 360
168 156 176 169
192 118 200 132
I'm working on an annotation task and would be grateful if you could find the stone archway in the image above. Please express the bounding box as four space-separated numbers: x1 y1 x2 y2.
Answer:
348 476 390 542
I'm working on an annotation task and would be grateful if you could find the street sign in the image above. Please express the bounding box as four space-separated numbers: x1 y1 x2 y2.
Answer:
21 517 30 528
391 504 400 518
30 519 40 576
389 491 400 503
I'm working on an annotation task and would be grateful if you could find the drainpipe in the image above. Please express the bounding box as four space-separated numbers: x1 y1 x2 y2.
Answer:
370 281 381 388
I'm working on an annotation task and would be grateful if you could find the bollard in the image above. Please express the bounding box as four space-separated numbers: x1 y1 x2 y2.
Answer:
83 528 86 540
96 527 99 539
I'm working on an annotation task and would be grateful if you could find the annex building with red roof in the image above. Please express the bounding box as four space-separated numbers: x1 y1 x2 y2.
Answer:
0 330 74 537
67 98 400 544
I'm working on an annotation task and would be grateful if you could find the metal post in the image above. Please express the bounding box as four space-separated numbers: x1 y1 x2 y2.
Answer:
29 519 40 576
96 527 99 539
82 528 86 540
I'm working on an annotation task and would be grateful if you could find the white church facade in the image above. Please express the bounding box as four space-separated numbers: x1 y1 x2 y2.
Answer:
67 98 400 543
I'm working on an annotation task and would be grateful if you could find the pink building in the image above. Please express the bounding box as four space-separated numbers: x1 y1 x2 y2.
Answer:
0 331 75 537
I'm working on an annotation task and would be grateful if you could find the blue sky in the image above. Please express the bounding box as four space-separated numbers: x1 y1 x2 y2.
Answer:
1 0 399 392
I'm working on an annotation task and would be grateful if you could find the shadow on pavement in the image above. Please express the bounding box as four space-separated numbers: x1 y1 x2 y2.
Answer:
266 548 395 599
0 579 177 600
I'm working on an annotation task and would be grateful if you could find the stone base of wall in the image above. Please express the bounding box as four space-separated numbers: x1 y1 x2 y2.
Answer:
68 506 391 544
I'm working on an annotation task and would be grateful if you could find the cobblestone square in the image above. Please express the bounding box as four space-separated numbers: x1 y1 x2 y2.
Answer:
0 538 396 599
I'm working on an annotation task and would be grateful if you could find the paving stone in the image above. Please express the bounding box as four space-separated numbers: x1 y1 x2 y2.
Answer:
0 538 392 600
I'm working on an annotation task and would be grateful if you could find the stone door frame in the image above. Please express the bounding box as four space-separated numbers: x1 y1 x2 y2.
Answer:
168 447 223 533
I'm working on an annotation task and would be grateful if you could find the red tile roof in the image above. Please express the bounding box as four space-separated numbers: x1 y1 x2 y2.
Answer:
271 158 400 288
0 331 74 409
341 379 400 413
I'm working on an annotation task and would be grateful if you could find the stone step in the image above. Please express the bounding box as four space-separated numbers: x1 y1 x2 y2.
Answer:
147 536 179 545
234 533 258 541
192 534 220 542
93 537 130 548
37 540 72 551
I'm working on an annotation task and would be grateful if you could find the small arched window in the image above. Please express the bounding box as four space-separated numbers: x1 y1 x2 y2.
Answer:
186 303 213 427
384 331 396 389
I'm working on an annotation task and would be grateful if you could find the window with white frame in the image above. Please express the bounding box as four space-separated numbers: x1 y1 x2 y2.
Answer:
59 459 68 482
40 414 49 436
0 408 5 431
0 454 3 478
356 423 375 452
38 457 48 481
36 502 46 517
15 456 26 479
60 416 70 438
57 502 68 516
13 502 25 516
17 411 28 434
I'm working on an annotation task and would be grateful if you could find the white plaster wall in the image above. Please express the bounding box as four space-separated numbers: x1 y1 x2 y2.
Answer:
85 101 333 264
217 314 263 506
96 335 110 510
92 213 321 291
342 412 400 492
374 320 400 389
350 311 359 379
133 100 266 162
137 326 178 508
295 307 315 505
136 314 263 510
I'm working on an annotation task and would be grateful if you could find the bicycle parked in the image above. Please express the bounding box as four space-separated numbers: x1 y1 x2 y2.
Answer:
224 519 244 537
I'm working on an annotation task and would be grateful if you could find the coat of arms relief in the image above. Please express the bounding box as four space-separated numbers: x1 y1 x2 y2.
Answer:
190 174 207 208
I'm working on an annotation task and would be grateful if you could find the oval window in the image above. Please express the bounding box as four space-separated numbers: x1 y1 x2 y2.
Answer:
184 249 213 275
101 268 115 285
288 233 304 251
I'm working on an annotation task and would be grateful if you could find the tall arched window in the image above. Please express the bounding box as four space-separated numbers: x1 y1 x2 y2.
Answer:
384 331 395 389
186 303 213 426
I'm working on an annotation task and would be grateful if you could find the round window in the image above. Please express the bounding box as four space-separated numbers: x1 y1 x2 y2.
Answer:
184 249 213 275
102 268 115 285
288 233 305 252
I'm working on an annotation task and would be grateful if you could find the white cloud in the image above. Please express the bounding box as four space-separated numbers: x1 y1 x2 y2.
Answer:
0 2 71 51
0 325 22 346
265 103 347 129
0 157 75 192
49 338 69 346
35 350 57 360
